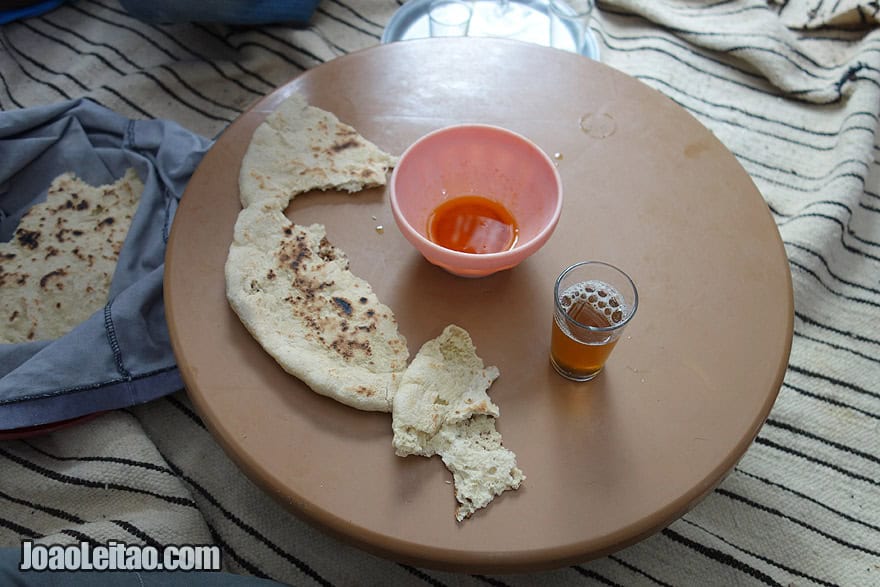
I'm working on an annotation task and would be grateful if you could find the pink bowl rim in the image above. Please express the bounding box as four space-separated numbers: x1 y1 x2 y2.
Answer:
389 123 564 264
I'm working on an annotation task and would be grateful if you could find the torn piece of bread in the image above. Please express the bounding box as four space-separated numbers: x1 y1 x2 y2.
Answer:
391 324 525 520
392 324 500 456
238 92 398 211
431 415 526 522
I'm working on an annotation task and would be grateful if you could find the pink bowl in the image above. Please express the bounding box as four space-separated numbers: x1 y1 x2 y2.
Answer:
389 124 563 277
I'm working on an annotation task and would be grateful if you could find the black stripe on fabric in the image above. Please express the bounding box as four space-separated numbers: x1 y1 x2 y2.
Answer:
42 8 242 123
608 555 674 587
709 37 877 83
22 440 175 475
865 189 880 201
795 310 880 347
789 258 880 309
592 24 769 91
782 381 880 421
786 241 880 295
735 467 880 534
205 521 270 579
600 3 762 23
254 29 327 65
111 519 162 549
327 0 385 30
571 565 622 586
0 517 39 538
80 94 108 110
775 203 880 249
166 394 207 430
306 24 347 56
39 14 141 71
0 68 25 109
661 528 782 587
61 528 102 546
191 23 278 89
66 3 181 61
742 156 870 187
232 41 309 71
744 164 871 203
610 38 868 106
2 33 90 92
471 575 510 587
770 209 880 263
670 2 770 16
154 450 334 587
755 434 879 489
764 418 880 466
788 363 880 401
657 23 880 81
861 201 880 213
0 447 197 509
132 69 234 123
98 85 155 119
82 0 269 98
0 35 72 100
795 329 880 367
679 518 840 587
716 486 880 557
153 64 244 116
399 564 448 587
315 6 382 40
18 21 125 76
639 75 876 153
0 487 85 525
597 18 880 102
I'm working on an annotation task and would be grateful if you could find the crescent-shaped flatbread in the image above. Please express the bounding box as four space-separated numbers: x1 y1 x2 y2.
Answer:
225 206 409 412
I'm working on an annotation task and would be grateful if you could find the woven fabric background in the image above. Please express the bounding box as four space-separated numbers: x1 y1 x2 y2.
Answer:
1 1 878 585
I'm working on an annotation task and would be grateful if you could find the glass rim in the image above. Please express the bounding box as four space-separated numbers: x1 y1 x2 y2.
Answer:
429 0 473 25
554 260 639 333
548 0 595 18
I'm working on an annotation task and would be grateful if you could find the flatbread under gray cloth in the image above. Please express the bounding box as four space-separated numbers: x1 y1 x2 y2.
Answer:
0 99 211 430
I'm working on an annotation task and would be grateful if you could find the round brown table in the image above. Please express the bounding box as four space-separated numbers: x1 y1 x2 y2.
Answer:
165 38 793 573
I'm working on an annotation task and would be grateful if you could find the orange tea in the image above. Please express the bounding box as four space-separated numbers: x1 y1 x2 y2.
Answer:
550 278 629 381
427 195 519 254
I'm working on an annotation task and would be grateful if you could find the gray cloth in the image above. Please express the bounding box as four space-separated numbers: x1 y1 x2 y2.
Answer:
0 99 211 430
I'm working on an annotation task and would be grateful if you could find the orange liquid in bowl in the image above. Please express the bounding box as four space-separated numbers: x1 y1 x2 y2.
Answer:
427 195 519 254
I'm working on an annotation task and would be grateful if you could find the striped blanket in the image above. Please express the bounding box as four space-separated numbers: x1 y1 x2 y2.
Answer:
1 1 878 585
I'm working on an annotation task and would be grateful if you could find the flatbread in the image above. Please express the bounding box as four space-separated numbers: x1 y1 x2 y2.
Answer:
239 92 398 211
392 324 501 457
1 169 143 343
226 93 408 410
392 325 525 521
225 206 409 412
432 415 526 522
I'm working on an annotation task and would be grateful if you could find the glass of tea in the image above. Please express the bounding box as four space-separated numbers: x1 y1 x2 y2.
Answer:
550 261 638 381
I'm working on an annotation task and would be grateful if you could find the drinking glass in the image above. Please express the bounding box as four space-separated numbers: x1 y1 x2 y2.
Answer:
429 0 473 37
550 261 638 381
549 0 595 53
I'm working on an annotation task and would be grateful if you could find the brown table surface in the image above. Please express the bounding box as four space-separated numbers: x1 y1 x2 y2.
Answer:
164 38 793 573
